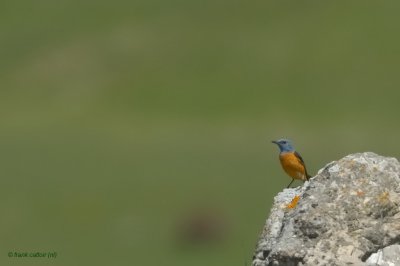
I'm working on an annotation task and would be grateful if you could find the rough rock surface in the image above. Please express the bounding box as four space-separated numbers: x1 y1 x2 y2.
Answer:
366 244 400 265
253 152 400 266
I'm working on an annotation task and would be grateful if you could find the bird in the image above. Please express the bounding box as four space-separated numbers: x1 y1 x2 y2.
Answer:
272 139 310 188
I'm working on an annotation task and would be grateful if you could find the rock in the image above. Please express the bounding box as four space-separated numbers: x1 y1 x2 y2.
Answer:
366 244 400 266
253 152 400 266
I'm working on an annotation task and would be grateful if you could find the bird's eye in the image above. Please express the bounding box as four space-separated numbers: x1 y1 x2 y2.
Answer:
282 141 287 144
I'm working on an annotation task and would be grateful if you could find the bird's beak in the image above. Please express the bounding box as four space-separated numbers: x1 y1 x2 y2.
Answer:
271 140 278 144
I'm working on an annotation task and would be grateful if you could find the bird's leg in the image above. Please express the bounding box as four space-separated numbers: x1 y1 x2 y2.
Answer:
286 179 294 188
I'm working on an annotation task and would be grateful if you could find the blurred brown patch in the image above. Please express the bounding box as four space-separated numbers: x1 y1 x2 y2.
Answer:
175 207 228 247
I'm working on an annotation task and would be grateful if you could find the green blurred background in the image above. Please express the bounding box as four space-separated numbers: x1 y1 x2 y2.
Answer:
1 1 400 265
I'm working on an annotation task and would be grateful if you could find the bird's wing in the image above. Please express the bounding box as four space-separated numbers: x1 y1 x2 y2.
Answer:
294 151 310 180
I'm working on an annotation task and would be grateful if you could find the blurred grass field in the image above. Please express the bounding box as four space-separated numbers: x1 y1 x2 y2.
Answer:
1 1 400 265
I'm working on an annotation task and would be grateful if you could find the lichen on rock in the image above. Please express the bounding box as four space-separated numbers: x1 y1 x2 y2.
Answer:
253 152 400 266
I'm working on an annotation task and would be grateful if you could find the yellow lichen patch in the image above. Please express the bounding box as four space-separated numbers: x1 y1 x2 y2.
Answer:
377 191 390 205
356 190 365 197
286 195 300 209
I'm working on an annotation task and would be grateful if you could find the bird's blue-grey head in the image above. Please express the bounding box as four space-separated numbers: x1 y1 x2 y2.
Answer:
272 139 295 153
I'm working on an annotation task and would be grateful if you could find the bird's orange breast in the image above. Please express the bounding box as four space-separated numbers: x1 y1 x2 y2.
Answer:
279 152 307 181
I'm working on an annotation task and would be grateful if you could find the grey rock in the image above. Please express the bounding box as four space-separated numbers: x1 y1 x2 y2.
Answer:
366 244 400 266
253 152 400 266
